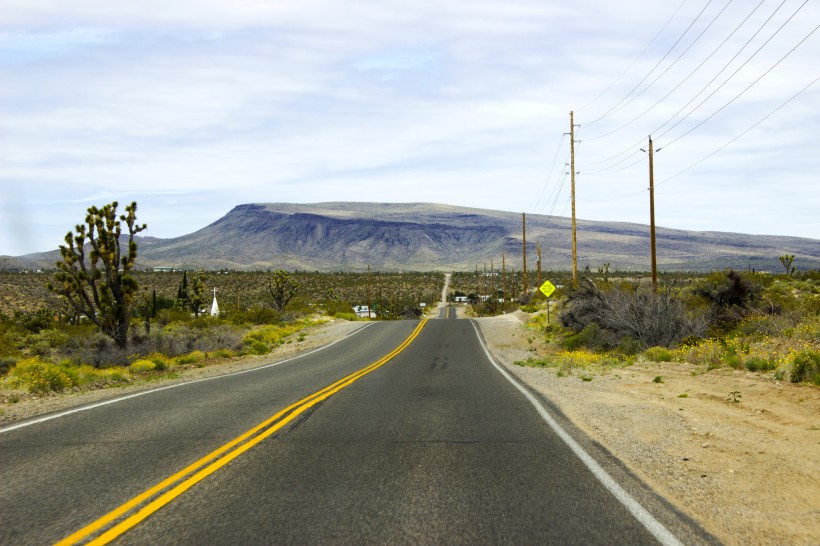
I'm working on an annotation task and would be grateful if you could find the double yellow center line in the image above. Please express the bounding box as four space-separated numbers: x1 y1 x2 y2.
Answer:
57 319 428 545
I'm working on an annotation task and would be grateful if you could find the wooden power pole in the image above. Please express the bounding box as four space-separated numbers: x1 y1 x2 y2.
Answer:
570 111 578 287
647 136 658 291
367 265 372 318
522 212 527 296
536 241 542 288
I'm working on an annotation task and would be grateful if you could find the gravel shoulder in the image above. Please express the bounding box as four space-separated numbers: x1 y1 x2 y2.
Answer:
475 310 820 546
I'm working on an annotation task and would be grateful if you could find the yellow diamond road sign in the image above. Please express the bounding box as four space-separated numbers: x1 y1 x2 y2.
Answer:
539 280 556 298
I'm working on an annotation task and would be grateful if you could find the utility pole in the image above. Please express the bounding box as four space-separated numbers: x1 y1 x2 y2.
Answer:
570 111 578 287
367 265 372 318
536 241 542 288
502 254 507 313
522 212 527 296
490 260 495 314
642 136 659 291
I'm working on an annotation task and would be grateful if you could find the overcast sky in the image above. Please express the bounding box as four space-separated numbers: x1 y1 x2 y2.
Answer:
1 0 818 256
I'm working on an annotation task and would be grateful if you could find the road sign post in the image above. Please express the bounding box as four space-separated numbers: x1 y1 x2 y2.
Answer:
539 280 556 324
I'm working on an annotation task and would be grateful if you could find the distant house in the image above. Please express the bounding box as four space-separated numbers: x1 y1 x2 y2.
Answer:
454 296 469 303
153 267 174 272
352 305 376 318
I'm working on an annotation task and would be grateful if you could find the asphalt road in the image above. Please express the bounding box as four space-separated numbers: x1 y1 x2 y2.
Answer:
0 319 715 545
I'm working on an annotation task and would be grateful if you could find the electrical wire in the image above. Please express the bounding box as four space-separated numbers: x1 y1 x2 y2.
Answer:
655 0 798 140
584 0 715 129
585 0 735 140
659 73 820 185
583 0 760 142
531 133 566 213
579 0 691 112
661 19 819 148
578 0 797 172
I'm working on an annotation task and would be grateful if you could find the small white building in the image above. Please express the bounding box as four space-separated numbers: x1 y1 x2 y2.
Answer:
454 296 469 303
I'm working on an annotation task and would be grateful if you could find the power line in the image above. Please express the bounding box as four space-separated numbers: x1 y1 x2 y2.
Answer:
583 0 760 143
584 0 715 129
579 0 802 172
659 73 820 185
531 133 566 213
662 19 819 148
656 0 799 140
585 0 735 140
579 0 691 112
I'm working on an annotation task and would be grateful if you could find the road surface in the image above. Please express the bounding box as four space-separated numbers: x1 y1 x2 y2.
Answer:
0 319 714 545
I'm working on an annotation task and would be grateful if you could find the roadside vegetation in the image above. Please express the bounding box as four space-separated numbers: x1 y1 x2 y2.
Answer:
516 269 819 385
0 201 444 398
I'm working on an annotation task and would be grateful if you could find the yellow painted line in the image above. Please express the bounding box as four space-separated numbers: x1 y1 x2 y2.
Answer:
57 320 428 546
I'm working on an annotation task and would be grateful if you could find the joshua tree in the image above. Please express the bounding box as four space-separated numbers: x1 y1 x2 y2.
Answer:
268 269 300 312
47 201 146 348
779 254 795 276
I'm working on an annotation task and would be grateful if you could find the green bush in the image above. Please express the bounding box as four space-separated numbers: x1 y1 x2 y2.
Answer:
743 356 778 372
644 346 673 362
243 340 270 355
5 357 76 393
173 350 207 365
790 350 820 384
563 322 616 352
129 359 157 373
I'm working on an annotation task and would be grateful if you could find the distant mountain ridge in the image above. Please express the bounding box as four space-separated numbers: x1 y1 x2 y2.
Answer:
3 202 818 272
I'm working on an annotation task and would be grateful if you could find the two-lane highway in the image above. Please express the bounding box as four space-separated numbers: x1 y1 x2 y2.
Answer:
0 319 714 545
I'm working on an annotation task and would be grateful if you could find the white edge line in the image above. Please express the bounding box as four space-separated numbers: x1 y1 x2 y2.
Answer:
0 323 375 435
469 320 684 546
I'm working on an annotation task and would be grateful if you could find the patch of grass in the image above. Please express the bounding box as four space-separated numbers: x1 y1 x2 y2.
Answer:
653 375 664 384
581 374 593 382
514 357 557 368
678 393 689 398
727 391 742 403
644 346 673 362
743 355 778 372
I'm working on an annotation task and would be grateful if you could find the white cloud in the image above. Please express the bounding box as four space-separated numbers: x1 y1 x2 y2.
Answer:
0 0 818 256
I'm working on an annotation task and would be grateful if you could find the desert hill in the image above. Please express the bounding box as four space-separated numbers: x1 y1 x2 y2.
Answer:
3 202 818 272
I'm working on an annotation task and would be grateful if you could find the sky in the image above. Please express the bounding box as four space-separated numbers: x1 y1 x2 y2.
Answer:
1 0 818 256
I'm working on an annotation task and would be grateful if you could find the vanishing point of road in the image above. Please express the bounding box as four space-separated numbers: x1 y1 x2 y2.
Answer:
0 316 717 545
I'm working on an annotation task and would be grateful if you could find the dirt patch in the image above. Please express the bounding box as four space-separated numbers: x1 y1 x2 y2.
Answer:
476 311 820 546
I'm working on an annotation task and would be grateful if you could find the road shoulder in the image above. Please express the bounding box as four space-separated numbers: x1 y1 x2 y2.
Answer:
475 311 820 546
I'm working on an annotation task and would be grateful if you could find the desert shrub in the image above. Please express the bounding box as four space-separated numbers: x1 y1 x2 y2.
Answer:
332 312 359 321
744 356 778 372
790 350 820 384
5 357 76 393
736 314 794 338
144 352 172 371
0 357 19 376
211 348 235 359
173 350 207 365
560 279 706 349
26 329 70 358
694 270 763 331
129 359 157 373
229 306 281 325
192 325 243 353
243 340 270 355
644 346 673 362
616 336 644 356
563 323 617 352
324 300 355 317
64 332 131 367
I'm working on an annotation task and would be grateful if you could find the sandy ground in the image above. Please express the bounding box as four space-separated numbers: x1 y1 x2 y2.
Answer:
475 310 820 546
2 313 818 545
